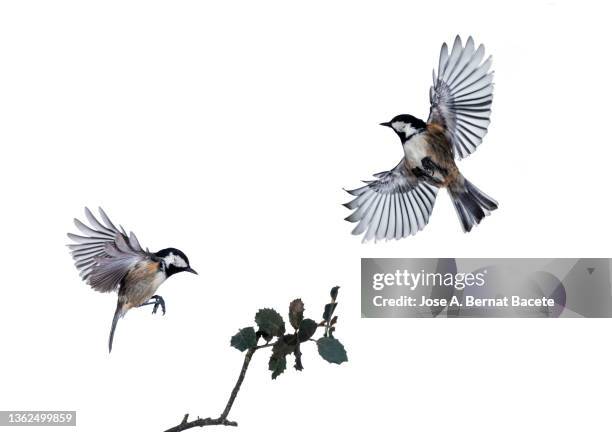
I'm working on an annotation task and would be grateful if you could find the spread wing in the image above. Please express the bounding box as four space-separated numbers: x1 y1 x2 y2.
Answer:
67 207 150 293
344 160 439 242
428 35 494 160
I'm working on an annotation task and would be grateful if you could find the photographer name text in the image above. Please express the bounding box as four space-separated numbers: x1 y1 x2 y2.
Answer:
372 295 554 308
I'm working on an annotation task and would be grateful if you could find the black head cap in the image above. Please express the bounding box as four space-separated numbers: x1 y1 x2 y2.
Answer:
380 114 427 141
155 247 198 277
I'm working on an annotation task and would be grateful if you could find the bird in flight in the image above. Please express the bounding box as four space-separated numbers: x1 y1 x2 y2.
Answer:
345 36 498 241
67 207 197 352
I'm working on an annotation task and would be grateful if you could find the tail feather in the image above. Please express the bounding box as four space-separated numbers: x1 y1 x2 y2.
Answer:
108 302 124 353
450 178 497 232
466 180 498 211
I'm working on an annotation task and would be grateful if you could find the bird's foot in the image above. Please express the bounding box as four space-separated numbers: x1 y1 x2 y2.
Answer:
412 166 444 186
152 295 166 315
412 166 429 178
421 157 448 176
139 295 166 315
422 163 435 177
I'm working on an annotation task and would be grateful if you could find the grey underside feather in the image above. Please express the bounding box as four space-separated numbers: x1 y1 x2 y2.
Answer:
67 207 148 293
428 35 494 159
344 160 439 242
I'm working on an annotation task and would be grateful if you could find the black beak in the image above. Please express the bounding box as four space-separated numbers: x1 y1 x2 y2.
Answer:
380 121 391 127
185 267 198 275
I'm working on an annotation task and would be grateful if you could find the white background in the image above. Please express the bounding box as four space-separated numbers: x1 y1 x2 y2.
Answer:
1 1 611 431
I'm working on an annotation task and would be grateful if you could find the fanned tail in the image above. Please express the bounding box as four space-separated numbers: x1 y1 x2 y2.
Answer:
449 177 497 232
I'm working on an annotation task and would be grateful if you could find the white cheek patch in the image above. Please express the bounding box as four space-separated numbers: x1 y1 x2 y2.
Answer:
163 252 188 268
392 121 417 138
392 121 406 132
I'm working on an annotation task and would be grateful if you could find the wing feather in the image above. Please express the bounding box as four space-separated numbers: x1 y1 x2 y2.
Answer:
84 207 115 236
387 195 396 240
442 36 464 82
376 194 391 240
398 191 410 237
67 208 149 293
428 36 494 159
447 36 475 85
344 160 439 241
352 193 382 236
392 194 402 240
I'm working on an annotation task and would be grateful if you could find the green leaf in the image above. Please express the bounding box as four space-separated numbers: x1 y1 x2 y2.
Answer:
298 318 318 342
230 327 257 352
322 302 338 322
272 334 297 358
317 337 348 365
330 286 340 301
255 308 285 338
268 335 297 379
288 298 304 330
269 355 287 379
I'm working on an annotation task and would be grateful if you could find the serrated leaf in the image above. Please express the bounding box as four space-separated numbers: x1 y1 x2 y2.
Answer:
330 286 340 301
230 327 257 352
317 337 348 365
268 334 297 379
255 308 285 338
272 334 297 357
298 318 318 342
269 355 287 379
289 298 304 330
322 302 338 322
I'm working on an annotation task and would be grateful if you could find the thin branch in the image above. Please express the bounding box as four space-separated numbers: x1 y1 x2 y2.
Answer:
218 346 255 420
163 343 273 431
164 416 237 431
164 290 341 431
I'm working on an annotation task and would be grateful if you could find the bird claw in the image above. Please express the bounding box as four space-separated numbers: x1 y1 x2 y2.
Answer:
139 295 166 315
412 167 429 179
421 157 436 176
151 295 166 315
421 156 448 176
412 166 443 186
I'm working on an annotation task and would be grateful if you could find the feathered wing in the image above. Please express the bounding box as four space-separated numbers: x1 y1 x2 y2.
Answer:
67 207 149 292
344 160 439 242
428 35 494 159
